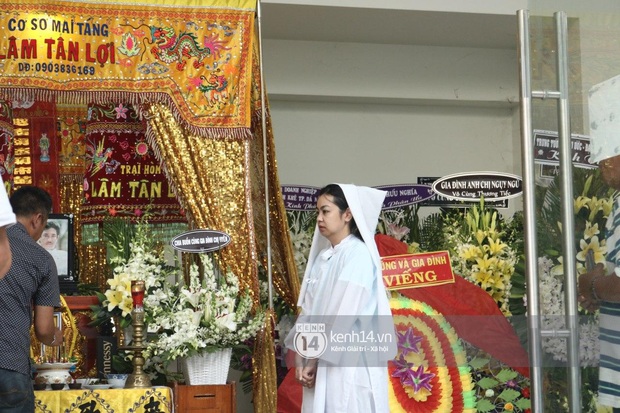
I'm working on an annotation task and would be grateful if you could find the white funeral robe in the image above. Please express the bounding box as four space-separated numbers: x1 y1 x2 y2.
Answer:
299 234 393 413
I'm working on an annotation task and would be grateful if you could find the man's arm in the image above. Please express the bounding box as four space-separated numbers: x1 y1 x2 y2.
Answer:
33 305 62 346
578 263 620 311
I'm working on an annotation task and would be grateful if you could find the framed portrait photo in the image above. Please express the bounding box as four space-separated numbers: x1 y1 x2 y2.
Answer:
38 213 76 294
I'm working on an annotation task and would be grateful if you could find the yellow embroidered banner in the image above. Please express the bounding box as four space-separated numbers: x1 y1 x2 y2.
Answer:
0 0 256 137
34 386 173 413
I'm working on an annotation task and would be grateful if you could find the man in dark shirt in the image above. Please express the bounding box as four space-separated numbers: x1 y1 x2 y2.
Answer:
0 186 62 412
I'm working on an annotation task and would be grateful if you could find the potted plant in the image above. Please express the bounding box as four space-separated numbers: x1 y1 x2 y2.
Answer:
144 253 265 385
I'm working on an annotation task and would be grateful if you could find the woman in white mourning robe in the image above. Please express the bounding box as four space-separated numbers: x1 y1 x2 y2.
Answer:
289 183 396 413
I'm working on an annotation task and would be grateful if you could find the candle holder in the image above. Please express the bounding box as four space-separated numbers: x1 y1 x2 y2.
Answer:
120 280 151 388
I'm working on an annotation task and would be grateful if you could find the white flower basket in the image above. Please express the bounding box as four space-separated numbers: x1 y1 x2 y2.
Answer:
182 348 232 385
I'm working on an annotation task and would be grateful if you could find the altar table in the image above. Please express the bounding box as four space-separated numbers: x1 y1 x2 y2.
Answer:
34 386 174 413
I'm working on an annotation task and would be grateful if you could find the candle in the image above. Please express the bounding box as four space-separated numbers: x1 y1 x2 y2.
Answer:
131 280 145 309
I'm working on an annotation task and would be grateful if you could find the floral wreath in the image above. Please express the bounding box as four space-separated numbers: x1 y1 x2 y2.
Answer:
388 295 476 413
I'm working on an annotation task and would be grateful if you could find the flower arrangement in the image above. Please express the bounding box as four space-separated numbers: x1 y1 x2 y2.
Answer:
388 295 477 412
230 276 293 393
442 199 518 316
538 257 600 367
90 217 173 329
144 253 265 365
529 168 616 411
286 210 316 282
378 203 423 247
534 171 614 366
468 347 531 413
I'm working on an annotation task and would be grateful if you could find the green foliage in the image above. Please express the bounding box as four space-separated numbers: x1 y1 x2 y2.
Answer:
507 258 527 317
468 344 530 413
418 211 447 252
515 397 531 410
497 388 520 402
230 342 254 394
77 282 101 296
475 399 495 412
112 354 132 374
102 217 137 264
469 357 491 370
477 377 499 389
496 368 518 383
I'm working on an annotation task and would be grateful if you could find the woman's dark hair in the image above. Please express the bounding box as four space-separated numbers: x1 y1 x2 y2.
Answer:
318 184 363 241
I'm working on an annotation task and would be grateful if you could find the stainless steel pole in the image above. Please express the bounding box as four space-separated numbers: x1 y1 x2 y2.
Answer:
517 10 544 411
256 0 274 309
555 11 582 412
518 9 582 412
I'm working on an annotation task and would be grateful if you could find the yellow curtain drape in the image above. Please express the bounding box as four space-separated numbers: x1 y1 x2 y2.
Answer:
144 102 259 299
142 36 301 411
247 29 300 311
245 33 301 411
248 111 300 309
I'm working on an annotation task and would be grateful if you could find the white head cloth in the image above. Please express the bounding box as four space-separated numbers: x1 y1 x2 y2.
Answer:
297 183 391 317
589 74 620 163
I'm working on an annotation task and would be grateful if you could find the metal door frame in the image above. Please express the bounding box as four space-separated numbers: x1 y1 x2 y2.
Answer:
518 10 582 412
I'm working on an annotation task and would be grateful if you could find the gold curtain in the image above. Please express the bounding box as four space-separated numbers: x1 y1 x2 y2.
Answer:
245 38 301 408
248 110 300 309
56 104 109 288
142 60 301 413
247 31 300 310
143 102 259 300
132 20 300 413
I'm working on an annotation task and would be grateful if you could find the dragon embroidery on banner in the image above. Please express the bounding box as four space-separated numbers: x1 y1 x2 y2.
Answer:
150 27 211 71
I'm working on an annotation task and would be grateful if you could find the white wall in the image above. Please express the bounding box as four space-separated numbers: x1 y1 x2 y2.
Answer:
270 100 519 185
262 39 520 105
262 39 524 217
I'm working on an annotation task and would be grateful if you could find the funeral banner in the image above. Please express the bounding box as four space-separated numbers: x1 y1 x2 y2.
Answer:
0 100 12 188
82 102 184 223
381 251 456 291
0 0 256 137
10 100 60 205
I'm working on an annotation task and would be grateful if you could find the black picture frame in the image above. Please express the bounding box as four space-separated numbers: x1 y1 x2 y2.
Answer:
38 213 77 294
